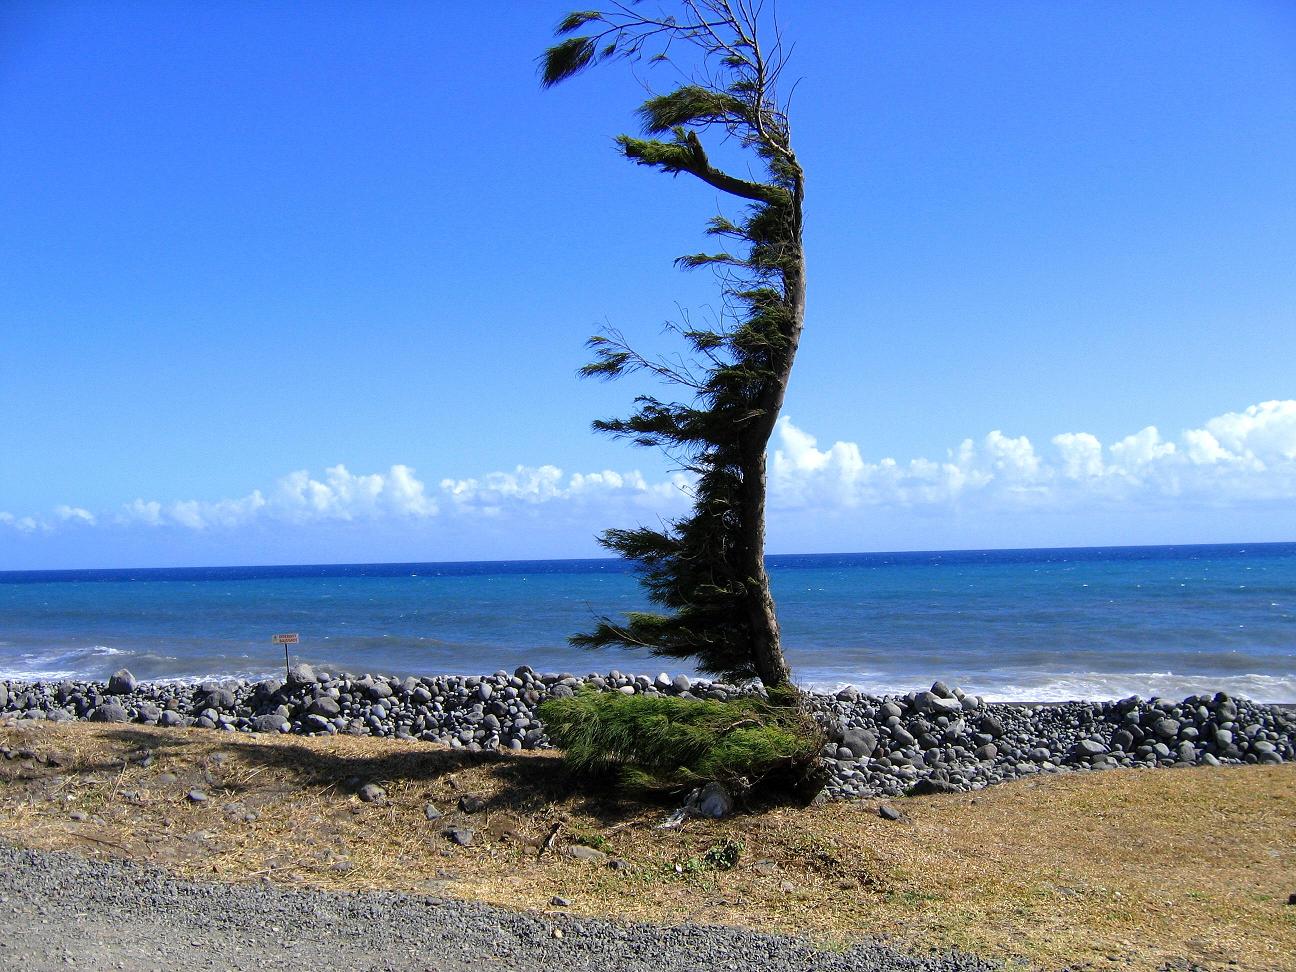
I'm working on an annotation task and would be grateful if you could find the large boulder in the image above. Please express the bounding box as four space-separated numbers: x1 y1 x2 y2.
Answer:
839 729 878 759
286 664 317 689
1153 717 1181 740
913 691 961 715
252 713 289 733
107 669 138 695
89 702 129 723
306 696 341 719
977 713 1005 738
692 782 734 819
197 687 236 712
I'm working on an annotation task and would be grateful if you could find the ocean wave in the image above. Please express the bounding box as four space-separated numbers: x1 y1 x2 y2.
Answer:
800 670 1296 703
0 644 135 682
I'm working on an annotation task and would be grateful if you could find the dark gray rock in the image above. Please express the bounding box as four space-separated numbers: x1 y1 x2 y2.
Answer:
443 826 474 846
306 697 341 719
1153 717 1181 740
974 743 998 761
891 727 916 748
840 729 878 759
357 783 386 804
106 669 137 695
694 782 734 819
252 714 289 733
457 794 486 814
89 703 128 723
198 688 236 712
977 714 1005 738
878 803 903 821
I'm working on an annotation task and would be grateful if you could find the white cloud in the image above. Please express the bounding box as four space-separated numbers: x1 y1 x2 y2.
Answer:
0 511 43 533
54 505 96 525
1052 432 1104 479
769 401 1296 512
5 400 1296 535
274 464 434 522
1205 400 1296 462
441 464 690 515
122 465 434 529
123 499 164 526
1109 426 1176 467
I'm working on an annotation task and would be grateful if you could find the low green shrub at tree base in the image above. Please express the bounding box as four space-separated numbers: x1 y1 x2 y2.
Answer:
538 689 825 799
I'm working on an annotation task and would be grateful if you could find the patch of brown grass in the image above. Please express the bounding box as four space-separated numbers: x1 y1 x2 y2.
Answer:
2 721 1292 971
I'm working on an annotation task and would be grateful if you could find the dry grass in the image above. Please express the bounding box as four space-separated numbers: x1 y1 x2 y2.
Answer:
2 720 1293 971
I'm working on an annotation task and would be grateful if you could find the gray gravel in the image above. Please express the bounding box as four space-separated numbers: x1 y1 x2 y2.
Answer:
0 842 997 972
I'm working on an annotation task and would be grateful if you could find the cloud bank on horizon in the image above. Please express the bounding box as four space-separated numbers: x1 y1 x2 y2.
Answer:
3 400 1294 539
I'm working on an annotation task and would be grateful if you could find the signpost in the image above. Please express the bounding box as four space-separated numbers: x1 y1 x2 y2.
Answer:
272 633 299 681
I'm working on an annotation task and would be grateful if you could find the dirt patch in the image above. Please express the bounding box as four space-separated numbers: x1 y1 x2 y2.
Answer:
2 720 1293 971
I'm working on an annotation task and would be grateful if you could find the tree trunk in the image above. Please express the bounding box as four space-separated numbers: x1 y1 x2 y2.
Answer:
739 180 805 690
740 450 790 687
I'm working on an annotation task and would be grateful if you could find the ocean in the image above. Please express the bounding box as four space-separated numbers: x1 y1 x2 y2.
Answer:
1 543 1293 701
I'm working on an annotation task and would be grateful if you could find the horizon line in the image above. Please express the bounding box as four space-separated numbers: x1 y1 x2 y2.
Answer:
3 538 1293 578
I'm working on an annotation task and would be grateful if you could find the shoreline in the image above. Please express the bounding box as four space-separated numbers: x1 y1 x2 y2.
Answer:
6 663 1295 707
4 667 1293 801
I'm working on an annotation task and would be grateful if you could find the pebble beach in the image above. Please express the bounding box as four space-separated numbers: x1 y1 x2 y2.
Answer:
4 666 1292 802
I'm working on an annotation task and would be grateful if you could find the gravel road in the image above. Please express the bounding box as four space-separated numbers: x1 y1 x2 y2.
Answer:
0 843 997 972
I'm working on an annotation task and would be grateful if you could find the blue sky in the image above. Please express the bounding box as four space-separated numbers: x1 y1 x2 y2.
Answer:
2 1 1294 569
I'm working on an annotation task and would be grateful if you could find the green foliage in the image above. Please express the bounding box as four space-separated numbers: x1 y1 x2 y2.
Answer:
540 36 599 87
569 830 612 851
537 689 823 795
675 839 744 876
542 4 806 686
703 838 744 871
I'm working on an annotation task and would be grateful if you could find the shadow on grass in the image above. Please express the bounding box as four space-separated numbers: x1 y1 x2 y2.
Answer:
94 726 656 823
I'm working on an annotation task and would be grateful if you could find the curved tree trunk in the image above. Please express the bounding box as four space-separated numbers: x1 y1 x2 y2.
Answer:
740 182 805 689
740 450 789 687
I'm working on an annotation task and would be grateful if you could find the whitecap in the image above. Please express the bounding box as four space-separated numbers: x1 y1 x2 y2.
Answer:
801 670 1296 703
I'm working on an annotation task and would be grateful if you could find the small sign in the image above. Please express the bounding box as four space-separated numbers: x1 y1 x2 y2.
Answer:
272 633 299 645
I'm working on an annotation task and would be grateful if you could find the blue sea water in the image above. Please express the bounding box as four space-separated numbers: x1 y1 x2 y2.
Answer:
1 543 1294 701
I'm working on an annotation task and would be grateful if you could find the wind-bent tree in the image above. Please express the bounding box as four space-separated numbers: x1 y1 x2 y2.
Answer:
543 1 804 689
